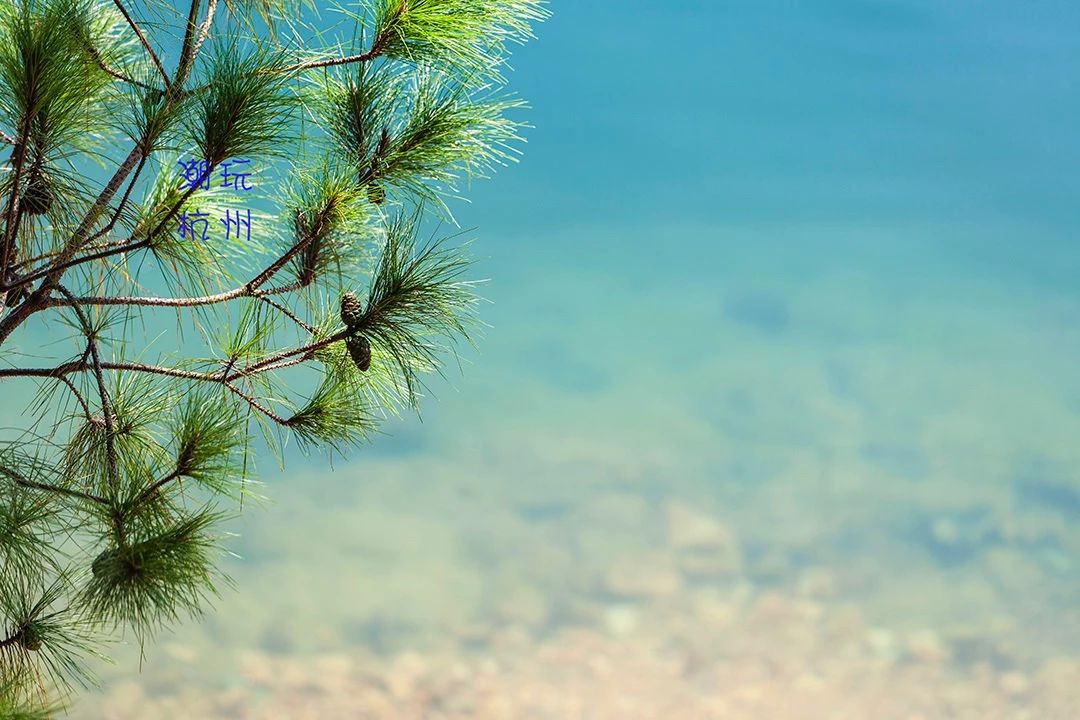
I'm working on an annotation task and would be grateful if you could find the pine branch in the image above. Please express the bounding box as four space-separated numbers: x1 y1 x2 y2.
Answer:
0 465 108 507
56 287 120 496
0 328 351 387
0 0 544 708
0 176 203 300
192 0 220 60
83 38 159 92
110 0 170 88
54 376 94 423
176 0 205 82
46 282 300 309
273 47 383 74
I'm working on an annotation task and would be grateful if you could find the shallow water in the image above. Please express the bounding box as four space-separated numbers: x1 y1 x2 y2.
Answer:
56 0 1080 716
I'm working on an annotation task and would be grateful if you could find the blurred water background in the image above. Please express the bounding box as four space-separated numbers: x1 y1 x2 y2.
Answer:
13 0 1080 716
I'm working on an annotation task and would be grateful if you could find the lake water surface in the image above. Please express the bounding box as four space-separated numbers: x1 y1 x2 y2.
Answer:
63 1 1080 717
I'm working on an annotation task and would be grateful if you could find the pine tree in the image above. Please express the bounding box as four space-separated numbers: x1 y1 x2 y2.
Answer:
0 0 545 714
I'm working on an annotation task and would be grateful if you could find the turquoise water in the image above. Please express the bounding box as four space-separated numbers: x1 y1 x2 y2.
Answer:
29 1 1080 715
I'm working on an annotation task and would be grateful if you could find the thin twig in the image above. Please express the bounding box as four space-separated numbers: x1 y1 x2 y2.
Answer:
224 381 290 424
57 286 119 494
266 9 398 76
273 47 382 74
226 329 349 380
111 0 170 88
260 296 316 334
55 375 94 423
130 469 181 508
85 41 160 92
0 465 109 506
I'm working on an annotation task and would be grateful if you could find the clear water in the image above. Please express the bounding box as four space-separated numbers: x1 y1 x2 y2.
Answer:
44 0 1080 715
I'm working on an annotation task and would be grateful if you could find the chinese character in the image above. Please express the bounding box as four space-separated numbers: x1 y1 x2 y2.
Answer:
177 158 211 191
220 158 254 192
178 209 210 242
220 208 252 243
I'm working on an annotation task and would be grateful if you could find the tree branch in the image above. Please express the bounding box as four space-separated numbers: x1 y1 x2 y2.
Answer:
57 286 120 494
226 329 349 380
224 381 290 424
1 118 31 285
0 327 351 384
47 282 300 309
260 296 316 334
192 0 219 60
80 152 149 249
84 41 160 92
0 0 214 342
273 47 382 75
0 464 109 506
130 469 181 508
111 0 170 88
54 374 94 423
0 174 203 298
268 8 399 76
36 195 332 311
176 0 204 82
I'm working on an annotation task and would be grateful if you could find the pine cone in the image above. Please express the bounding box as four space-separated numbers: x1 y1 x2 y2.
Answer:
346 333 372 372
340 292 365 328
16 623 41 652
91 548 116 579
366 182 386 205
23 169 53 216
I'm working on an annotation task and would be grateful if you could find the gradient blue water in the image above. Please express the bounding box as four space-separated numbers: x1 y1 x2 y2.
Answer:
407 0 1080 660
480 1 1080 229
52 1 1080 712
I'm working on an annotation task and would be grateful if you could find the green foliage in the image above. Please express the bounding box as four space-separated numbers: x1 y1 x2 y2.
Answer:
0 0 544 714
285 165 375 287
61 375 170 502
82 510 223 637
0 0 112 153
350 210 477 403
0 580 92 692
323 64 525 206
372 0 547 77
0 690 57 720
188 43 296 165
0 451 64 547
166 391 247 495
285 371 379 449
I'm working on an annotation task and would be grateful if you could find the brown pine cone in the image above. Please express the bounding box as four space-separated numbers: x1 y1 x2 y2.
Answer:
346 333 372 372
23 169 53 216
16 623 42 652
366 182 386 205
340 292 365 328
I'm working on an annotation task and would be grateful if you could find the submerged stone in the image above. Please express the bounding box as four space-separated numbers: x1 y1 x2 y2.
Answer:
603 553 682 599
1014 458 1080 520
911 506 1003 566
519 340 611 394
724 291 790 334
860 441 930 480
665 499 743 579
